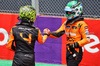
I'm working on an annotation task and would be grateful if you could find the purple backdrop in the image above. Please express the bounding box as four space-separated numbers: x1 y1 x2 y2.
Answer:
34 16 62 64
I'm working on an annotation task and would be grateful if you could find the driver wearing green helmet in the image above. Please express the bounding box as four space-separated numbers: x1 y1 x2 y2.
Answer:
6 5 49 66
43 1 90 66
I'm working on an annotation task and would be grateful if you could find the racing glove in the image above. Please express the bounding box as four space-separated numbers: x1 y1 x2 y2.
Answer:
43 28 51 36
69 42 79 49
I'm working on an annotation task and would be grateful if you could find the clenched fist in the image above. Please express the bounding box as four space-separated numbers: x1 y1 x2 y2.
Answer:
43 28 50 36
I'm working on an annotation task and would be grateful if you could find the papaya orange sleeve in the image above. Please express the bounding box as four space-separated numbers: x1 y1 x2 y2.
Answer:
6 28 15 50
78 22 90 47
37 29 48 44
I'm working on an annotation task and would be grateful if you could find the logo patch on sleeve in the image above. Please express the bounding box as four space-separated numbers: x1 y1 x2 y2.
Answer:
85 26 88 29
85 31 89 35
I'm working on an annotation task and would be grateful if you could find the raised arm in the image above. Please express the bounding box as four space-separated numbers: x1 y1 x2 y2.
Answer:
37 29 48 44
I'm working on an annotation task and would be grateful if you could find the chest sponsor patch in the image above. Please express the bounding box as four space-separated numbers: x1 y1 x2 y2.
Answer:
72 26 77 29
85 29 88 31
66 26 70 29
85 26 88 29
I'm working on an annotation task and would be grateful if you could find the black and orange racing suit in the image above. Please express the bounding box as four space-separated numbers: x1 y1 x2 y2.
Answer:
6 22 47 66
49 17 90 66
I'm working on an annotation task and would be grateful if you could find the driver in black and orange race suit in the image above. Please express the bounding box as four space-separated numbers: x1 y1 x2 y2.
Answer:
44 1 90 66
6 5 49 66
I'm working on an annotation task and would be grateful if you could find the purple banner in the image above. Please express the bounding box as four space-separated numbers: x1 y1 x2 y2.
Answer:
34 16 62 64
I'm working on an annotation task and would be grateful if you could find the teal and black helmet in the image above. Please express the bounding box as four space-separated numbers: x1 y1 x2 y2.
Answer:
19 5 36 23
64 1 82 20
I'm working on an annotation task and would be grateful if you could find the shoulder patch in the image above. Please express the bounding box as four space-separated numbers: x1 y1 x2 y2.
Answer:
78 24 81 27
85 26 88 29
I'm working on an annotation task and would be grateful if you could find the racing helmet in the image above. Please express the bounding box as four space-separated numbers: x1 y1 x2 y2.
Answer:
64 1 82 20
19 5 36 23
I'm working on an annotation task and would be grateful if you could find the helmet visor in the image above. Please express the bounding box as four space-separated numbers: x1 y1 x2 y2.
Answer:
65 11 75 18
65 11 75 14
64 6 74 11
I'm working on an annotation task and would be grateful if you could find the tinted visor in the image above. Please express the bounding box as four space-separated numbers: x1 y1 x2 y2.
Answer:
65 11 75 14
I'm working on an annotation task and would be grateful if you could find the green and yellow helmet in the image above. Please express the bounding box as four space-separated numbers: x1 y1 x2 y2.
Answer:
19 5 36 23
64 1 82 20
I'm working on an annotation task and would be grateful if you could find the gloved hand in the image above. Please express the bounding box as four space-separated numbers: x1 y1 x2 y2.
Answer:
69 42 79 49
43 28 51 36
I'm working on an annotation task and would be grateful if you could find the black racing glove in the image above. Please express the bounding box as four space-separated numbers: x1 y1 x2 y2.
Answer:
69 42 79 49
